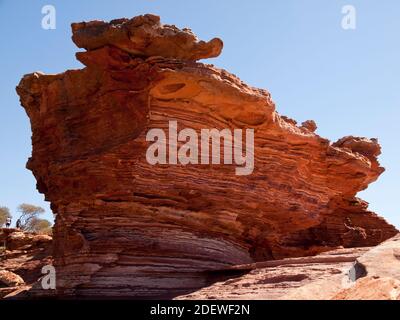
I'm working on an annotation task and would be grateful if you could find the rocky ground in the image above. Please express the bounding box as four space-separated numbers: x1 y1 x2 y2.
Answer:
176 234 400 300
1 227 399 299
0 228 52 298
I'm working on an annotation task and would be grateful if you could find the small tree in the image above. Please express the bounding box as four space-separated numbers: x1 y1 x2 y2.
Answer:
17 204 45 232
29 218 52 235
0 206 12 227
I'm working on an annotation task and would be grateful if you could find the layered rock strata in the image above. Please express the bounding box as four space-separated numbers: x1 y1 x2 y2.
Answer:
16 14 397 297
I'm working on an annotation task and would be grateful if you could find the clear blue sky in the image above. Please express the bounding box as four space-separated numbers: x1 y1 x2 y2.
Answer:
0 0 399 228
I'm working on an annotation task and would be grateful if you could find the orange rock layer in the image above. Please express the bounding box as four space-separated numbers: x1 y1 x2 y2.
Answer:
16 14 397 298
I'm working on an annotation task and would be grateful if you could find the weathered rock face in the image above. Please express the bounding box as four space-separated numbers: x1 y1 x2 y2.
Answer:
16 14 397 298
71 15 223 61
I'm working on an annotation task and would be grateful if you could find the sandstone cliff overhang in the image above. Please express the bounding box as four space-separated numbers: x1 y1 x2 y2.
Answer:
16 14 397 298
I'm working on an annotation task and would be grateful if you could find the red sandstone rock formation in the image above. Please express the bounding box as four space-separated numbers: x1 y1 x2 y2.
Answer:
16 14 397 298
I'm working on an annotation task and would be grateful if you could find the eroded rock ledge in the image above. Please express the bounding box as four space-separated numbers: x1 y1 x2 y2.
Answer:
16 14 397 298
